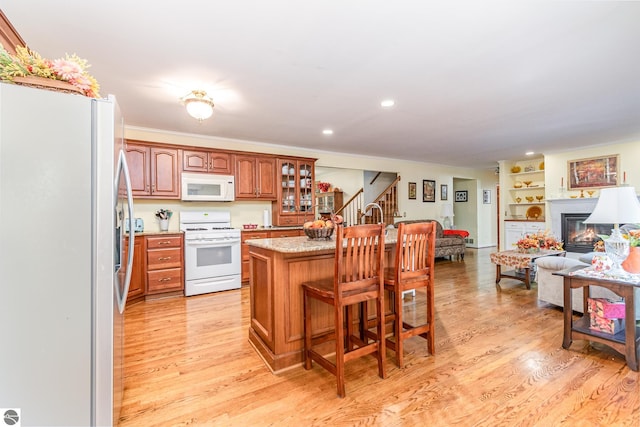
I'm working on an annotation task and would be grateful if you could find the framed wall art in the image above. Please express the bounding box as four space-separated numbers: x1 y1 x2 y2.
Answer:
423 180 436 202
408 182 417 200
440 184 448 201
568 154 619 190
455 190 468 202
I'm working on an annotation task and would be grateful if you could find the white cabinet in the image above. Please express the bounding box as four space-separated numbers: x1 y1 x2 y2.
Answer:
504 221 545 250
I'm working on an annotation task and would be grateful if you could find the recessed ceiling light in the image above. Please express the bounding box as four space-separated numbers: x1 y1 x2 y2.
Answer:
322 129 334 135
380 99 395 108
525 151 535 156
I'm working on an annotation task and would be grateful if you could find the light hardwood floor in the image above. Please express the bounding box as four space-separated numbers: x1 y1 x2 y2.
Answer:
119 248 640 426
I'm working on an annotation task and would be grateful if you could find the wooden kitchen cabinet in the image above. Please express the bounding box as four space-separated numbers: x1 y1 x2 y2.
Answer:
235 154 277 200
125 140 180 199
145 234 184 296
183 149 233 175
272 158 316 226
124 235 145 305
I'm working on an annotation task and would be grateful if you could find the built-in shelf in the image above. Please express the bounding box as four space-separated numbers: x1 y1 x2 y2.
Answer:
509 170 544 177
508 202 545 206
509 186 545 191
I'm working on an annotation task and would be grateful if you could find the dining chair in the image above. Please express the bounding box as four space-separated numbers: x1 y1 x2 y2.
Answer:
302 223 386 397
384 221 436 368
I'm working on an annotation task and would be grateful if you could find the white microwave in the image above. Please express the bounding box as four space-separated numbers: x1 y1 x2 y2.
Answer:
181 173 235 202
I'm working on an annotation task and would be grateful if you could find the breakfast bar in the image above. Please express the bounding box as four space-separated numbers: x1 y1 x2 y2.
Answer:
246 229 397 372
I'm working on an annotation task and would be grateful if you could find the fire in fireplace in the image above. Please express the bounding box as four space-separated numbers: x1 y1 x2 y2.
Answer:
561 213 612 253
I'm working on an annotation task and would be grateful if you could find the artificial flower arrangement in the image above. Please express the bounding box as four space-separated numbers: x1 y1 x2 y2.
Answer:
155 209 173 220
0 44 100 98
516 230 563 253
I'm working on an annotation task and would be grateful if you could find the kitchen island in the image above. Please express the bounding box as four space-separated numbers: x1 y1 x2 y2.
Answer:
246 229 398 372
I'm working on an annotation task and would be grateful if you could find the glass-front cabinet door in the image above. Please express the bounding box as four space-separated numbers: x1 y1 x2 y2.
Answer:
274 158 315 225
298 161 314 216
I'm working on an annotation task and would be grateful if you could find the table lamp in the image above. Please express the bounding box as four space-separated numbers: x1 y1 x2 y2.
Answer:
441 203 454 230
583 186 640 276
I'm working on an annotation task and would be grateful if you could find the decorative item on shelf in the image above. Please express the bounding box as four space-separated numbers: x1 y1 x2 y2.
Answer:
0 45 100 97
515 197 522 203
522 180 532 187
317 182 330 192
526 206 542 219
535 195 544 202
524 164 535 172
155 209 173 231
579 189 585 198
570 194 578 199
515 230 563 253
243 224 258 229
525 196 534 203
511 165 522 173
587 190 596 198
514 181 523 188
539 161 545 170
584 186 640 276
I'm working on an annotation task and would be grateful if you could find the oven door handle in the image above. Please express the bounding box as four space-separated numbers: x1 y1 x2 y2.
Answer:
186 239 241 247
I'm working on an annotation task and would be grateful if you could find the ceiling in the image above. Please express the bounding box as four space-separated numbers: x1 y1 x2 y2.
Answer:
3 1 640 169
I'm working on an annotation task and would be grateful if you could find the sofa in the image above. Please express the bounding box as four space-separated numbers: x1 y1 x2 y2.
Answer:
394 219 465 260
535 255 640 318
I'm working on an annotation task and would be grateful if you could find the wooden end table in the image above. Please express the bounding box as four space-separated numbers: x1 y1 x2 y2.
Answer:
553 266 640 372
490 249 566 290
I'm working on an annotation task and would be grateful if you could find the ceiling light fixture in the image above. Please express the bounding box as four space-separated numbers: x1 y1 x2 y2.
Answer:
181 90 215 122
525 151 535 156
322 129 334 135
380 99 395 108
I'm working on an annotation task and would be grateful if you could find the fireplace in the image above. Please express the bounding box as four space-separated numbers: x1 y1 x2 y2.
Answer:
561 213 612 253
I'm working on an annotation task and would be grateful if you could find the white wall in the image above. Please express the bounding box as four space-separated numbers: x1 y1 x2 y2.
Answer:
125 126 498 247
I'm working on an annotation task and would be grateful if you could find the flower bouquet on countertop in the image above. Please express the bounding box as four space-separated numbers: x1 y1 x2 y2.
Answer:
515 230 563 253
155 209 173 220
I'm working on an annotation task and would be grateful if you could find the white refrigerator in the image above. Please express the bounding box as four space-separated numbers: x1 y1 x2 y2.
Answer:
0 83 135 426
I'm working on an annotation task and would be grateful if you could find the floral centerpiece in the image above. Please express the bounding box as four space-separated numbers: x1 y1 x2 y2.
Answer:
516 230 563 253
0 44 100 98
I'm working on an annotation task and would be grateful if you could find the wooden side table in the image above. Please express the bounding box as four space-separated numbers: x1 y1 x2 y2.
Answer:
490 249 566 290
554 267 640 371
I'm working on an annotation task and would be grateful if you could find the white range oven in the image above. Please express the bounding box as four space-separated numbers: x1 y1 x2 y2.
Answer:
179 211 241 296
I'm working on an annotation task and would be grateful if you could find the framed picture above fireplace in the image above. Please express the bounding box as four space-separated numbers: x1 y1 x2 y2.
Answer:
567 154 619 190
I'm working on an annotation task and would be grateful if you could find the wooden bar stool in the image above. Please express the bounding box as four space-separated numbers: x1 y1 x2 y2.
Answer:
384 221 436 368
302 223 386 397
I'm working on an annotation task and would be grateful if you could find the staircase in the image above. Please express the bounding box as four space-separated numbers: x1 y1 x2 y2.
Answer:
335 176 400 227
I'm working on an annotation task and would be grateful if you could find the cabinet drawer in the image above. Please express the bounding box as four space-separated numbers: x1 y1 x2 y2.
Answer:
146 235 182 249
270 230 302 238
147 268 183 293
277 216 300 226
147 248 182 270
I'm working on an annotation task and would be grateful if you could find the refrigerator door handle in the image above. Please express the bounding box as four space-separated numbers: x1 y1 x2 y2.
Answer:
115 149 135 313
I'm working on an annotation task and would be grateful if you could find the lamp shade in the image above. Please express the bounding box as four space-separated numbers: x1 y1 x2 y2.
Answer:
583 186 640 224
440 203 454 217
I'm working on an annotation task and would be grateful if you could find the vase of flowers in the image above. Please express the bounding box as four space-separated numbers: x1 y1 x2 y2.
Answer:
621 229 640 274
155 209 173 231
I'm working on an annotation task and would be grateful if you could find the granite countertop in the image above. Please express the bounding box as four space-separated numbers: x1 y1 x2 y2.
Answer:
242 226 303 232
127 230 184 236
246 228 398 253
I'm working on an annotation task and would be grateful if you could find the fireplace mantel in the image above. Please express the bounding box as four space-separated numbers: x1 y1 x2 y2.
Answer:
547 198 599 241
